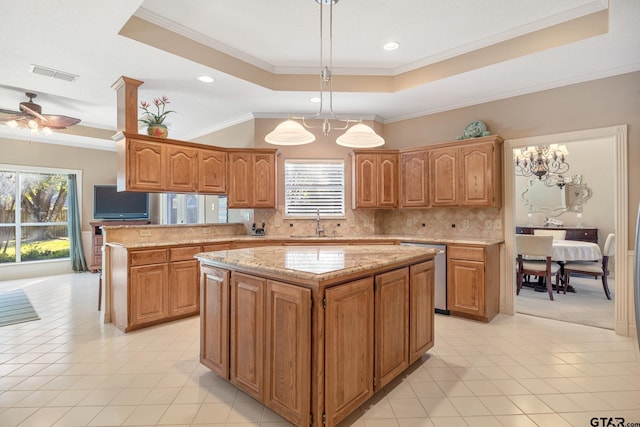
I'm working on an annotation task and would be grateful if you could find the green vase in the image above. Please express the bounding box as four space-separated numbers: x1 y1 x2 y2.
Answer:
147 124 168 138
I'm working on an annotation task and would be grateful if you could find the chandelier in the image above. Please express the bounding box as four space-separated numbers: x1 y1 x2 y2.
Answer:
264 0 385 148
514 144 569 180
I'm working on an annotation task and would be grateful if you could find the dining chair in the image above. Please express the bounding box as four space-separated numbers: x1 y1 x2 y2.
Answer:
516 235 560 300
533 229 567 240
562 233 615 300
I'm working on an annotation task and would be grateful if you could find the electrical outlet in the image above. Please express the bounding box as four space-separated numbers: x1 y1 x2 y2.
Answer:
406 219 412 227
139 229 151 237
202 228 212 234
494 219 502 230
484 220 492 229
463 220 469 230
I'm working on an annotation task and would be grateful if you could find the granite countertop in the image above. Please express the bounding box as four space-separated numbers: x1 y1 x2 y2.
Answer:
105 234 503 249
195 245 437 283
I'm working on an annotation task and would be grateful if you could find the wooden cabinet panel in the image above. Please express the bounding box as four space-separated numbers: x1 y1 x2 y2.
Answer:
254 153 276 208
230 272 265 401
130 264 169 326
200 266 230 378
169 245 202 262
429 147 459 206
448 258 484 316
265 280 311 427
352 151 398 208
460 142 495 206
400 150 429 208
375 267 409 391
166 145 198 192
130 249 168 266
409 260 435 363
378 154 399 208
325 277 374 426
228 150 276 208
128 139 164 191
169 259 200 316
198 148 227 193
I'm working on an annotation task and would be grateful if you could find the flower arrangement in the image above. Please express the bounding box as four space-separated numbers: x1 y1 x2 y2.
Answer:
138 96 175 127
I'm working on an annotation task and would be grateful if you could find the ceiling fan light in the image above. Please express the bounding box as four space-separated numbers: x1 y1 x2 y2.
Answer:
336 123 385 148
265 119 316 145
43 127 52 135
7 120 18 128
28 119 38 130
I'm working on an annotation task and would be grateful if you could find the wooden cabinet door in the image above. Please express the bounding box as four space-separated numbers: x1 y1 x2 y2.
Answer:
227 152 253 208
198 148 227 193
325 277 374 427
409 260 435 363
169 259 200 316
165 145 198 192
374 268 409 391
429 147 459 206
200 266 230 378
265 280 311 427
353 153 377 208
128 139 164 191
130 264 168 327
377 153 398 208
253 153 276 208
448 258 485 317
400 150 429 208
230 272 265 401
460 142 494 206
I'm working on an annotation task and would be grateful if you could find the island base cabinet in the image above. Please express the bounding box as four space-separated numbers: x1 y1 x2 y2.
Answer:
230 272 265 401
409 260 435 363
200 266 230 378
375 268 409 391
325 277 374 427
265 280 311 427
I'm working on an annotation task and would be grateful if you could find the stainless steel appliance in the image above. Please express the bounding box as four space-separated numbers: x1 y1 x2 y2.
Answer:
401 242 448 314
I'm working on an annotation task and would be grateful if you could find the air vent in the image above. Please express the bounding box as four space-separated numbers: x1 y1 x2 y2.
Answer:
29 64 78 82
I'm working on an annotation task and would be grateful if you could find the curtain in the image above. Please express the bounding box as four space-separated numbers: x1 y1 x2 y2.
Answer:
68 174 88 272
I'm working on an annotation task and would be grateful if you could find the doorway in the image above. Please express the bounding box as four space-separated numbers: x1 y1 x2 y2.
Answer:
503 125 629 335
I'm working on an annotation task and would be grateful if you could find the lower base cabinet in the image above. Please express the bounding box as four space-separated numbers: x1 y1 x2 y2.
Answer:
200 260 434 427
447 244 500 322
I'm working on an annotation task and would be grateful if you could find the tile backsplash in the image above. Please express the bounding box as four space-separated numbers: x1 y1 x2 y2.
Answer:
255 207 503 239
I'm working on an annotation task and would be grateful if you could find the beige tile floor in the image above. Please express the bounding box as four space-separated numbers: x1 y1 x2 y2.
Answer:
1 272 640 427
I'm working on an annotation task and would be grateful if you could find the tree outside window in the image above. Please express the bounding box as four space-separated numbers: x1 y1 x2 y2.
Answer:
0 170 70 263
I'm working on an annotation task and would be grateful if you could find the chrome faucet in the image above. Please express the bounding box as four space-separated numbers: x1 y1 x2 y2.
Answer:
316 208 324 236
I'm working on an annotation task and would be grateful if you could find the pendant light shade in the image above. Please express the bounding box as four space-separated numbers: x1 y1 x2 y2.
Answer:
265 119 316 145
336 123 385 148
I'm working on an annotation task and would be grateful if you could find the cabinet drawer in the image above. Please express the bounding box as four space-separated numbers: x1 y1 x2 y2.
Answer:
448 245 485 261
130 249 168 266
170 246 203 262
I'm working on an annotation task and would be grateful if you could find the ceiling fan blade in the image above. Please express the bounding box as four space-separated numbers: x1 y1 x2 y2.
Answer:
38 114 81 129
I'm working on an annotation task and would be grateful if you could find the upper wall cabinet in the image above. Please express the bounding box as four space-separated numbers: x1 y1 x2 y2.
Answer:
429 135 503 208
352 150 399 209
116 134 276 205
227 149 277 209
400 149 429 208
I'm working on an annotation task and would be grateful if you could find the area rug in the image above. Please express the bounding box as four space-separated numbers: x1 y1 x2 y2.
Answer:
0 289 40 327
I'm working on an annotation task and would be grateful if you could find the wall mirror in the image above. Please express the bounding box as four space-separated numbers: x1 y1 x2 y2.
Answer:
521 175 592 217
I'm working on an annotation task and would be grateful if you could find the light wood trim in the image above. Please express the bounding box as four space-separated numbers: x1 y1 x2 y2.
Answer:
111 76 143 135
447 245 485 262
170 246 202 262
409 260 435 363
200 266 230 378
130 249 168 266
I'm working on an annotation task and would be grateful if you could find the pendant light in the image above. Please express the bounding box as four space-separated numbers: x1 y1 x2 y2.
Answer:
264 0 385 148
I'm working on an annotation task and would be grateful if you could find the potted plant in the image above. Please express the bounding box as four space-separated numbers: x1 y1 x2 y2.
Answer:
139 96 175 138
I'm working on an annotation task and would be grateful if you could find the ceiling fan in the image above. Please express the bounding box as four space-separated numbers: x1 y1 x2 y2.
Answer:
0 92 81 134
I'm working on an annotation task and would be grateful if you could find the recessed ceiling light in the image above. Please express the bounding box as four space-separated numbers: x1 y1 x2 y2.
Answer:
198 75 214 83
309 97 321 103
383 41 400 51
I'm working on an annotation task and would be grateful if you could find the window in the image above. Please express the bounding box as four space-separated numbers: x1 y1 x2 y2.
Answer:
0 167 71 264
284 159 345 218
161 194 229 224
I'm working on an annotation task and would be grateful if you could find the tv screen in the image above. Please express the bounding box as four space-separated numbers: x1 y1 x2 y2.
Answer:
93 185 149 220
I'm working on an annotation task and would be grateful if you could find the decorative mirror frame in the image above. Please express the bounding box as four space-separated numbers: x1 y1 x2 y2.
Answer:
520 175 593 217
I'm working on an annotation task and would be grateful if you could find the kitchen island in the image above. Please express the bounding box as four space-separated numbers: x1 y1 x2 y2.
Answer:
196 245 437 427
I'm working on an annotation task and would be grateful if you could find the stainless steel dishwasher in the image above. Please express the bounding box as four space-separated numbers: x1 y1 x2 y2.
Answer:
400 242 448 314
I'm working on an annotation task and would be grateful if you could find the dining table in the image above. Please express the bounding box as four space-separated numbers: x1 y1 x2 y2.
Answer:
524 239 602 293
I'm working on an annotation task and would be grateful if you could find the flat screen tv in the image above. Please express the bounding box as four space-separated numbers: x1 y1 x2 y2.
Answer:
93 185 149 220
